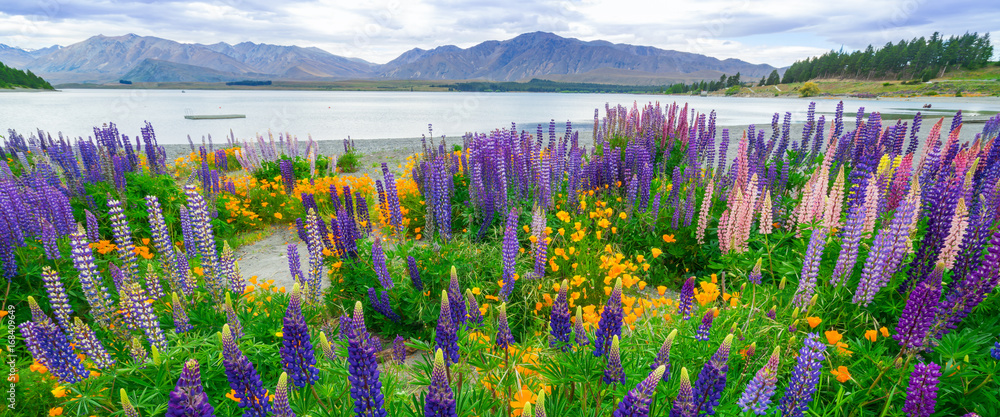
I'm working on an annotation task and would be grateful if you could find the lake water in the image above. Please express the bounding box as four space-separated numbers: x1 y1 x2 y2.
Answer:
1 89 998 144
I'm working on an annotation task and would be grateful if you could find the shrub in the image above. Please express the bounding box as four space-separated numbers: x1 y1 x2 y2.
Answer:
799 81 821 97
337 150 363 173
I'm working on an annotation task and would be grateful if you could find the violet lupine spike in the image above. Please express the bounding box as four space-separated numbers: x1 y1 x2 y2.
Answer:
371 237 393 290
121 389 140 417
678 276 695 320
271 373 296 417
221 324 271 417
84 209 100 242
447 266 466 326
894 264 943 354
126 280 168 352
830 202 867 287
791 227 828 309
41 266 73 334
594 278 624 357
574 305 589 346
224 293 244 339
279 158 295 194
496 302 516 350
424 349 458 417
749 258 763 285
669 367 694 417
281 283 320 388
465 289 483 329
108 197 140 280
650 329 677 382
692 334 733 416
779 333 827 417
435 290 460 364
695 308 716 341
41 220 59 260
613 365 666 417
932 225 1000 339
346 302 387 417
381 164 404 232
737 346 781 415
603 335 626 385
304 209 325 301
287 244 304 285
902 361 942 417
549 279 572 350
406 255 422 290
144 264 165 301
367 288 399 322
146 195 181 294
71 317 115 370
20 319 88 384
393 335 406 364
171 292 193 333
499 208 519 301
165 359 216 417
854 190 921 305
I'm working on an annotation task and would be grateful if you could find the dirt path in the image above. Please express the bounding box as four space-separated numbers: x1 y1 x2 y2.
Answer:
234 225 312 292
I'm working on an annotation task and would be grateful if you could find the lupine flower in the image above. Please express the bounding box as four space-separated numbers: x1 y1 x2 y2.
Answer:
894 264 942 354
749 258 762 285
270 373 295 417
779 333 827 417
287 244 304 286
146 195 181 294
612 365 666 417
41 220 59 260
371 237 393 289
549 279 571 350
574 305 589 346
125 281 168 352
902 362 941 417
435 290 460 364
407 255 423 290
496 302 515 350
381 164 404 232
989 338 999 360
281 283 320 387
279 159 295 194
651 329 677 382
737 346 781 415
121 389 140 417
500 208 519 301
71 317 114 369
465 289 483 329
170 292 192 333
693 334 733 416
221 324 271 417
393 335 406 364
447 266 467 326
129 337 148 364
603 335 626 385
41 267 73 333
20 319 88 384
424 349 458 417
669 367 694 417
678 277 695 320
830 202 867 287
346 301 387 417
166 359 216 417
318 331 337 362
695 308 717 341
303 209 325 302
224 293 244 339
792 227 828 309
593 277 624 357
368 288 399 322
766 306 777 320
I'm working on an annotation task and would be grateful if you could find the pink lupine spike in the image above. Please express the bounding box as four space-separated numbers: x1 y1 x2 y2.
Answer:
824 167 846 229
861 175 881 236
760 191 773 235
735 131 750 190
696 178 715 245
937 198 969 270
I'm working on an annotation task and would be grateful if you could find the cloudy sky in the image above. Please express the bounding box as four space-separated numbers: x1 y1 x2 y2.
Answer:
1 0 998 67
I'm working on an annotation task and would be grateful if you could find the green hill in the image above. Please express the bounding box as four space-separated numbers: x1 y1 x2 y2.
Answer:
0 60 54 89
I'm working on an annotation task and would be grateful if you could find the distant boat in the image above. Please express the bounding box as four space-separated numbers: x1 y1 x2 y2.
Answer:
184 114 245 120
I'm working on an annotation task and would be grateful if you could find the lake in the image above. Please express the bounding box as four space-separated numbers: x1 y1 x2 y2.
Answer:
1 89 998 144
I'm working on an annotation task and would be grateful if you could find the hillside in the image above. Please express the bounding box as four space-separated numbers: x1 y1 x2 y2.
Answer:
0 60 53 89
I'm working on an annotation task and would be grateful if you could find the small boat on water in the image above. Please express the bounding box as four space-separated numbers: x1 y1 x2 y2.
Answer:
184 114 245 120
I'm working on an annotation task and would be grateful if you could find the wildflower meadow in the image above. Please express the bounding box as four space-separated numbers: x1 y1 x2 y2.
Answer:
2 101 999 417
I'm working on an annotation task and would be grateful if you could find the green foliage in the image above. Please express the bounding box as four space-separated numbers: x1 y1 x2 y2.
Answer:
253 155 331 182
800 81 821 97
0 60 54 89
336 150 363 174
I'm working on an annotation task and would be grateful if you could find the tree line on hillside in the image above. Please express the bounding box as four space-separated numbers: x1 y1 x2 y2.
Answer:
782 31 995 83
0 61 54 89
442 79 669 93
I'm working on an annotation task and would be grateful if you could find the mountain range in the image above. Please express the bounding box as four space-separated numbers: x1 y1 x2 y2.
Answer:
0 32 780 85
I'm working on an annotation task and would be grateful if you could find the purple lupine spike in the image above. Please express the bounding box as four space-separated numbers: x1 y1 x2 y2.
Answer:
171 292 193 333
144 264 165 301
287 244 304 285
855 191 921 305
435 290 460 364
695 308 716 341
678 277 695 320
406 256 423 290
146 196 181 294
125 280 168 352
496 302 516 350
791 227 828 309
41 220 59 260
830 202 867 287
185 185 224 301
393 335 406 364
902 362 942 417
219 242 244 294
279 158 295 194
166 359 216 417
932 225 1000 339
41 267 73 333
84 209 99 242
894 264 943 354
368 287 399 322
424 349 458 417
737 346 781 415
20 318 88 384
71 317 115 370
281 283 320 387
749 258 763 285
224 293 244 339
989 338 999 360
603 335 626 385
303 209 325 301
346 302 387 417
499 208 519 301
779 333 827 417
465 289 483 329
447 266 466 326
356 196 372 236
532 207 548 279
221 324 271 417
69 227 112 324
692 334 733 416
108 197 140 280
381 164 404 232
121 389 140 417
549 279 571 350
371 237 393 290
594 278 623 357
650 329 677 382
669 367 694 417
271 372 296 417
613 365 665 417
